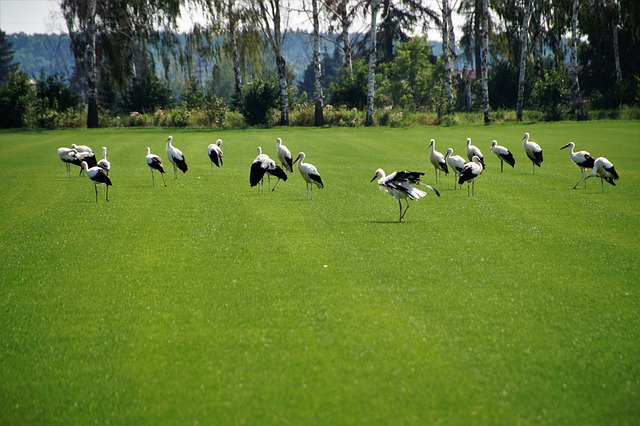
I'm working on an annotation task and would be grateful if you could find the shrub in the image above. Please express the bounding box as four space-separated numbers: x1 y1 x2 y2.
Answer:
239 76 279 126
532 67 570 121
0 70 35 128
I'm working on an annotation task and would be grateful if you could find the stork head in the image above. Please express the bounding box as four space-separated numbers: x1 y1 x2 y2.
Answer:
523 132 530 142
216 139 222 146
560 142 573 150
429 139 435 147
371 168 385 182
490 140 497 148
293 152 305 165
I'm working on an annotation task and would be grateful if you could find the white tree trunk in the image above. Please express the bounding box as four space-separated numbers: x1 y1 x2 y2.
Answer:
86 0 99 128
312 0 324 126
570 0 585 119
365 0 379 127
516 0 532 121
442 0 453 115
481 0 490 123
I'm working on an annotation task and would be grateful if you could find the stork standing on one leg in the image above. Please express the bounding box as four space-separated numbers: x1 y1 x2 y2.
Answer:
489 140 516 173
428 139 448 184
146 147 167 187
371 169 440 222
575 156 619 192
522 132 543 173
458 156 484 197
445 148 466 190
207 139 223 174
293 152 324 199
58 147 78 180
81 161 112 202
561 141 595 189
166 136 188 179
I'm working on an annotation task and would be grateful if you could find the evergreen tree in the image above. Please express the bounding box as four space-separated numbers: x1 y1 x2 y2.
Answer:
0 30 18 85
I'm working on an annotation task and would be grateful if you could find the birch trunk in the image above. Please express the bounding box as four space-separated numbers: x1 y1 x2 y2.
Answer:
610 0 621 83
570 0 585 120
365 0 379 127
481 0 490 123
516 0 532 122
228 0 243 106
312 0 324 126
86 0 99 128
442 0 453 115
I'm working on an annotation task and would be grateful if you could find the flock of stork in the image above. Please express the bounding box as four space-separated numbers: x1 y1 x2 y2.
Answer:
56 131 619 222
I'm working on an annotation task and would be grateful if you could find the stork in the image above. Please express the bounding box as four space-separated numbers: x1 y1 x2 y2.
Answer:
58 147 78 180
293 152 324 199
429 138 448 184
250 147 287 192
445 148 466 190
575 156 619 192
207 139 223 174
522 132 543 173
165 136 188 179
458 156 484 197
561 141 595 189
75 150 97 176
466 138 485 167
71 143 93 153
80 161 112 202
371 169 440 222
489 140 516 173
97 146 110 175
146 147 167 187
276 138 293 173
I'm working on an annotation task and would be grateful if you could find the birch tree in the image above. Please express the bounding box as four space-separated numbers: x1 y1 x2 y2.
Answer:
441 0 454 115
516 0 532 121
481 0 490 123
254 0 290 126
312 0 324 126
570 0 585 119
365 0 380 126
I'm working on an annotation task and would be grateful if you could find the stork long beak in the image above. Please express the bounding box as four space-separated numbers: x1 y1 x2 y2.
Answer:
293 157 300 165
370 175 377 182
560 144 570 150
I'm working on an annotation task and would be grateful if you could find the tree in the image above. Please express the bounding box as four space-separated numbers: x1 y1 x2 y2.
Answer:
516 0 532 121
569 0 585 120
324 0 364 73
0 30 18 85
254 0 291 126
441 0 454 115
365 0 380 126
481 0 490 123
312 0 324 126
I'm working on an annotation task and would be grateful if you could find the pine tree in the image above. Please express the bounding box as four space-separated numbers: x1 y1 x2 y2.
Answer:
0 30 18 85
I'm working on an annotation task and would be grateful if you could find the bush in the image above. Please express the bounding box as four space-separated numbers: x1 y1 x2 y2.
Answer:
532 67 570 121
239 76 279 126
0 70 35 128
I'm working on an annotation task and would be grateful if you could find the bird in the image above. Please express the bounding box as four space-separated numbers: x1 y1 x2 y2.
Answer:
428 138 448 184
58 147 79 180
75 150 97 176
561 141 596 189
207 139 223 174
371 168 440 222
458 155 484 197
445 148 466 190
276 138 293 173
97 146 110 175
489 140 516 173
146 147 167 187
522 132 543 173
250 147 287 192
466 137 485 167
293 152 324 199
71 143 93 154
80 161 112 202
575 156 619 192
165 136 188 179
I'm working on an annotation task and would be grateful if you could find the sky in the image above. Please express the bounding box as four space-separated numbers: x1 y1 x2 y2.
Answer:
0 0 458 39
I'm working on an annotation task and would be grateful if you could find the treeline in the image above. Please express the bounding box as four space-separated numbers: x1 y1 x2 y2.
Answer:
1 0 639 130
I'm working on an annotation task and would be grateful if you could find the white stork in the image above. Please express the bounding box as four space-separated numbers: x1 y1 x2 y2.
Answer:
75 150 97 176
458 155 484 197
466 137 485 167
293 152 324 199
522 132 543 173
250 147 287 192
575 156 619 191
71 143 93 154
146 147 167 187
80 161 112 202
97 146 110 175
207 139 224 174
165 136 188 179
429 138 448 184
371 169 440 222
445 148 466 190
276 138 293 173
58 147 78 180
561 141 596 189
489 140 516 173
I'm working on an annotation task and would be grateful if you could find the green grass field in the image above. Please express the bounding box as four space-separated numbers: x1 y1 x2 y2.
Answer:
1 121 639 424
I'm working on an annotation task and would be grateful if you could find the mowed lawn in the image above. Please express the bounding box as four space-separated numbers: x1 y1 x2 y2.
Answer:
0 121 639 425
